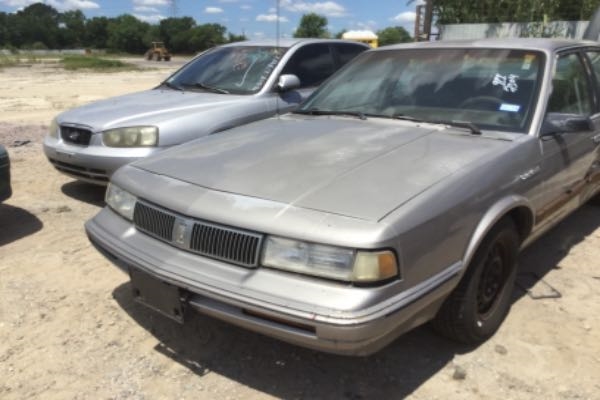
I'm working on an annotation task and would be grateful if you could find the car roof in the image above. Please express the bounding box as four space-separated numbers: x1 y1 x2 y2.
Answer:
219 38 370 49
376 38 600 52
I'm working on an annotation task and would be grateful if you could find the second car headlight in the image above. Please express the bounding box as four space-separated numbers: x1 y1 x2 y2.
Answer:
49 117 60 138
261 236 398 283
105 183 137 221
102 126 158 147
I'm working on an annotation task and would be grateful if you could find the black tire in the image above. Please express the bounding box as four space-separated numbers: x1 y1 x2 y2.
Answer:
588 192 600 206
432 218 519 344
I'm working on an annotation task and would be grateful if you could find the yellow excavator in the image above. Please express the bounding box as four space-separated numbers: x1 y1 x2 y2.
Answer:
145 42 171 61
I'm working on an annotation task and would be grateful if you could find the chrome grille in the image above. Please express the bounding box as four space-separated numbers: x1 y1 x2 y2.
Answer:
133 202 176 241
190 222 261 267
133 201 263 267
60 126 92 145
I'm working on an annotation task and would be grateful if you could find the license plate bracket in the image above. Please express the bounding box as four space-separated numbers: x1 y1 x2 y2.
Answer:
129 268 185 323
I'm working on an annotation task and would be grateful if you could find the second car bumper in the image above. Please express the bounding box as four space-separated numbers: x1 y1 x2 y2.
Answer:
43 137 161 185
86 207 462 356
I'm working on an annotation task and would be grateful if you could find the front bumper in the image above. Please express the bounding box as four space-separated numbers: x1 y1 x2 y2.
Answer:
43 136 160 185
86 207 461 356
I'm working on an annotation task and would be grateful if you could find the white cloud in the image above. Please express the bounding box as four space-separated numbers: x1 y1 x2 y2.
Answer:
1 0 37 7
240 5 251 10
256 14 288 23
133 13 166 23
205 6 223 14
6 0 101 10
134 5 159 12
280 0 347 18
253 31 265 38
133 0 168 6
392 11 416 24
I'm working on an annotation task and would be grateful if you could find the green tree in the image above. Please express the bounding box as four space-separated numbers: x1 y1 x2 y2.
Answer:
107 14 151 53
334 29 347 39
158 17 196 49
15 3 60 48
85 17 110 48
58 10 86 48
377 26 412 46
227 32 247 43
432 0 598 24
171 23 227 53
294 13 329 38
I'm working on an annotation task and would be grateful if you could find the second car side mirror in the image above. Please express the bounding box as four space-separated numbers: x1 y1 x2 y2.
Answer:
277 74 301 92
540 112 594 137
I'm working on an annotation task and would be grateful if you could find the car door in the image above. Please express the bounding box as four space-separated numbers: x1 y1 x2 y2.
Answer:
582 49 600 196
535 50 600 229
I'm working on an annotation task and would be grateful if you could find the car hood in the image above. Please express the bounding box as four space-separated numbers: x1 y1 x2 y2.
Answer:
57 88 251 130
133 115 512 221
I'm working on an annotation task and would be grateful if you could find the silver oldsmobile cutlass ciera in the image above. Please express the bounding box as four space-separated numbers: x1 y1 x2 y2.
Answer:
43 39 367 184
86 39 600 355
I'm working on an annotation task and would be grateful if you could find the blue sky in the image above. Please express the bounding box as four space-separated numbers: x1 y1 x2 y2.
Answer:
0 0 422 38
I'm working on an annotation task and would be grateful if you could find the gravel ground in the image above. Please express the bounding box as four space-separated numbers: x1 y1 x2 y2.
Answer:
0 64 599 400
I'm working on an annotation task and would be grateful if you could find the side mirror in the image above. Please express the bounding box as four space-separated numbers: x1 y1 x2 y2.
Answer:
540 113 594 137
276 74 300 92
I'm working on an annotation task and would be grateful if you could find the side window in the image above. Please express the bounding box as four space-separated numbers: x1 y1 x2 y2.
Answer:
548 53 593 115
281 44 334 88
334 43 367 67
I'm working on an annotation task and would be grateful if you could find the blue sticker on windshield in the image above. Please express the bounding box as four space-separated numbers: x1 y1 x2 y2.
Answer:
499 103 521 112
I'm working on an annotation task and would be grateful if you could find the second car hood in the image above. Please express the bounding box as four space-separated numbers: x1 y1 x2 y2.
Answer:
57 88 251 130
134 115 511 221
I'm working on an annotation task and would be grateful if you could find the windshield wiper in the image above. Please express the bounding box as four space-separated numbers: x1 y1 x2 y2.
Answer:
184 82 230 94
433 119 482 135
294 109 367 120
161 81 183 91
390 113 429 123
391 113 482 135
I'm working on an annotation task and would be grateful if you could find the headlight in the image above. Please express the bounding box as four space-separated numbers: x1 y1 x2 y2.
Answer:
102 126 158 147
49 118 60 138
105 183 137 220
261 236 398 283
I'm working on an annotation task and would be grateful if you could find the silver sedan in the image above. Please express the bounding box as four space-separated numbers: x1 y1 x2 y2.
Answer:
43 39 368 184
86 39 600 355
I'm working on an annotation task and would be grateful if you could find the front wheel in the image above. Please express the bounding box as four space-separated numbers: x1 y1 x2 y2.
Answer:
432 218 519 344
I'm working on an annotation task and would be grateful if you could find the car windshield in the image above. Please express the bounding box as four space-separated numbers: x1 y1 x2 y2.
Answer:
300 48 544 133
166 45 287 95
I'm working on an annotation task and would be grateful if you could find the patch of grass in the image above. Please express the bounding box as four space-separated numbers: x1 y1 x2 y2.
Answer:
0 54 18 69
60 55 138 71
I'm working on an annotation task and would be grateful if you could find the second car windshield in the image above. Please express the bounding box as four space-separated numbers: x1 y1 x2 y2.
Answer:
167 45 287 95
300 48 544 132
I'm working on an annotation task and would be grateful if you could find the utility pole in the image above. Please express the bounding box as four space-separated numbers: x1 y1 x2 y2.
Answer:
170 0 178 18
414 0 434 41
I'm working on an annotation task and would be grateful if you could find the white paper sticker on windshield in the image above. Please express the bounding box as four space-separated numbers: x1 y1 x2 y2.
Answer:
499 103 521 112
522 54 535 70
492 73 519 93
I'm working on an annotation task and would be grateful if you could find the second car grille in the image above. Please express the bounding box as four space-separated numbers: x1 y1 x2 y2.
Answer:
133 201 263 267
60 126 92 145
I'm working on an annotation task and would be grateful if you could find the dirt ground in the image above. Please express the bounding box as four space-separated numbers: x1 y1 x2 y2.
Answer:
0 62 599 400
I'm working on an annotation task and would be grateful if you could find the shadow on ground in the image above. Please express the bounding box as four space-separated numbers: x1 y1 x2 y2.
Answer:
61 181 106 207
0 203 43 246
514 203 600 302
110 203 600 398
113 280 464 399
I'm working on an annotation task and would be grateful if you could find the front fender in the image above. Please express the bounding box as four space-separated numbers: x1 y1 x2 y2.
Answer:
462 195 534 269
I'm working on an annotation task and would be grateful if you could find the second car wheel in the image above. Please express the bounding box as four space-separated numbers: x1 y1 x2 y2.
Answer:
432 218 519 344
